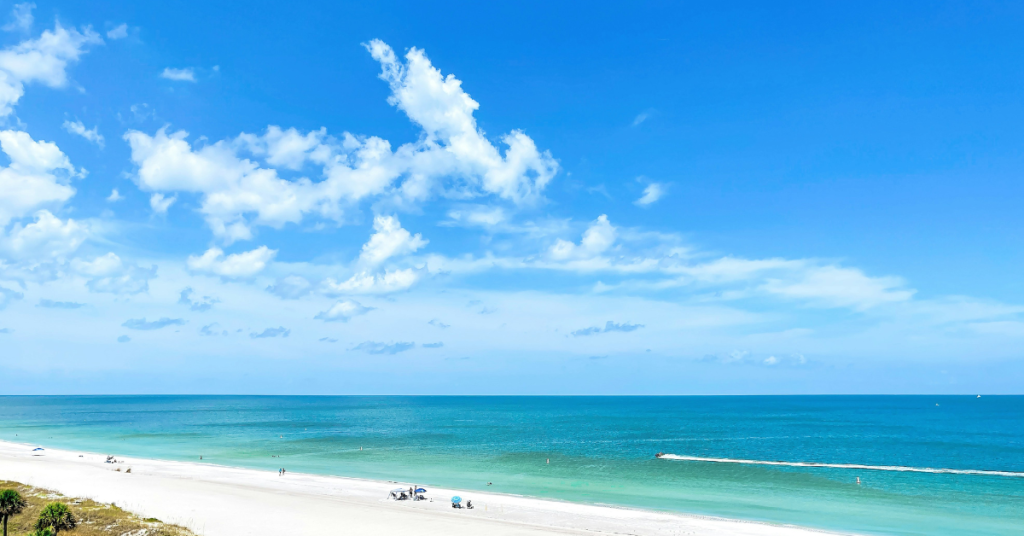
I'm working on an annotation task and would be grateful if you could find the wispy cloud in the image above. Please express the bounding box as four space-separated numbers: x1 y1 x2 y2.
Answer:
422 342 443 348
38 299 84 309
251 326 290 339
352 341 415 355
315 300 373 322
2 3 34 32
631 109 654 127
635 182 666 207
122 317 186 330
106 23 128 40
571 320 644 337
160 67 196 82
62 120 104 148
179 287 219 312
428 319 449 329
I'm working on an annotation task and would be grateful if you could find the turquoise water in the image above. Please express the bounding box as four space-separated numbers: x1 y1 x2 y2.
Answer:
0 396 1021 535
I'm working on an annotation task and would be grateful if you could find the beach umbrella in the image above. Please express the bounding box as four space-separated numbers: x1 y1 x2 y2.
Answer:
451 496 461 504
416 488 426 493
32 448 44 451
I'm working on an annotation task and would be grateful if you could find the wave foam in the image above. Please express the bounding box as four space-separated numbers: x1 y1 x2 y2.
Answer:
658 454 1024 478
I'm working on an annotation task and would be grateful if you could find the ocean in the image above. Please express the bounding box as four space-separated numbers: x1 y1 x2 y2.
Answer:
0 395 1020 535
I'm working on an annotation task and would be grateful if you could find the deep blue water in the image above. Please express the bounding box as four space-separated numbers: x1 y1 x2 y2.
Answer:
0 396 1021 535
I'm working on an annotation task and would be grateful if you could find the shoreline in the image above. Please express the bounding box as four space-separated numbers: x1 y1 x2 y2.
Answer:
0 439 854 536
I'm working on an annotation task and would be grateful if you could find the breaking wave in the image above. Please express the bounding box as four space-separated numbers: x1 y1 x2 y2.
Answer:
657 454 1024 478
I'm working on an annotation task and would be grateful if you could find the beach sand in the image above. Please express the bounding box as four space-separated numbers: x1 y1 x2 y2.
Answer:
0 440 849 536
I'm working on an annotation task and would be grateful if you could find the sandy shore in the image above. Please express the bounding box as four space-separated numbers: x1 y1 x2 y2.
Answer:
0 440 849 536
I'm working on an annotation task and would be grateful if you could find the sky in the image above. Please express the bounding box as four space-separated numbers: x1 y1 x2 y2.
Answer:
1 0 1023 394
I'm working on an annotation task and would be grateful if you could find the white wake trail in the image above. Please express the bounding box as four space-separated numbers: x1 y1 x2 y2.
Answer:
658 454 1024 478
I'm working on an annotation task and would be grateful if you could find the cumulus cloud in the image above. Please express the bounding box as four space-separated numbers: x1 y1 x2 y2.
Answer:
160 67 195 82
37 299 83 309
635 182 666 207
106 24 127 40
122 317 185 330
0 210 87 260
3 3 34 33
359 215 427 266
124 40 557 243
314 300 373 322
72 252 157 295
571 320 644 337
187 246 276 278
549 214 616 261
149 192 176 214
178 287 218 312
250 326 289 338
0 130 80 226
106 188 123 202
62 120 104 148
0 22 102 116
352 341 414 355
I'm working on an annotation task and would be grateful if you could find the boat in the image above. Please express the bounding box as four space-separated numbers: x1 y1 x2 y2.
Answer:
655 452 664 458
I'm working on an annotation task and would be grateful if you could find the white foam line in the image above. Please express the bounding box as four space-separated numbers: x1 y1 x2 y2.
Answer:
659 454 1024 478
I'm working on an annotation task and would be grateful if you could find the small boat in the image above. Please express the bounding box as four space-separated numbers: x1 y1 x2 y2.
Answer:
655 452 664 458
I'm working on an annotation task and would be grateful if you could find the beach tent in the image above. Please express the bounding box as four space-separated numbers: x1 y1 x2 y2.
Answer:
388 488 409 500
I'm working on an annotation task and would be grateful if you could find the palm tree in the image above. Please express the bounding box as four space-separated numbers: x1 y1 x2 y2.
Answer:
0 490 27 536
35 502 76 536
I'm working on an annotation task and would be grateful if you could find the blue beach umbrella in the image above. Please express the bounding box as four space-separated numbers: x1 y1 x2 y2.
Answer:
451 496 461 504
416 488 426 493
32 448 44 451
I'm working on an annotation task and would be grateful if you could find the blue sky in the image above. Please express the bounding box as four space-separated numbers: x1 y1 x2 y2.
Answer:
1 1 1023 394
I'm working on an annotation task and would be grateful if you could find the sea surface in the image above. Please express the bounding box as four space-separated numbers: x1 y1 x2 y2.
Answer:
0 396 1021 535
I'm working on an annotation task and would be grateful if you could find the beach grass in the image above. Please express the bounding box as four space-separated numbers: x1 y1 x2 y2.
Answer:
0 480 196 536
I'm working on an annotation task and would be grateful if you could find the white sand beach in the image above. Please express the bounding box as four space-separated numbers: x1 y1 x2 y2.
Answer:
0 440 849 536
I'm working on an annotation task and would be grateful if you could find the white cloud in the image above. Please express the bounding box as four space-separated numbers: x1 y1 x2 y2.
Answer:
62 119 104 147
314 300 373 322
160 67 195 82
323 268 420 295
0 22 101 116
0 210 86 260
3 3 34 33
635 182 666 206
149 193 176 214
0 130 79 226
549 214 616 261
71 252 157 295
632 111 651 127
124 40 558 243
761 265 914 310
237 125 329 170
187 246 276 278
366 39 558 203
106 188 123 202
359 214 427 266
106 24 127 40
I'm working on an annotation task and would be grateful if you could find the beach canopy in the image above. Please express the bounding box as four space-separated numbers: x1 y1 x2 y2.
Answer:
416 488 426 493
390 488 406 493
451 496 462 503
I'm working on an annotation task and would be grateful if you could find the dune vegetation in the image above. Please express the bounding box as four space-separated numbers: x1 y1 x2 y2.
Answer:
0 481 196 536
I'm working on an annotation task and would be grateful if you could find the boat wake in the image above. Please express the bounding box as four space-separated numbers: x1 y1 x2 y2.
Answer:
657 454 1024 478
